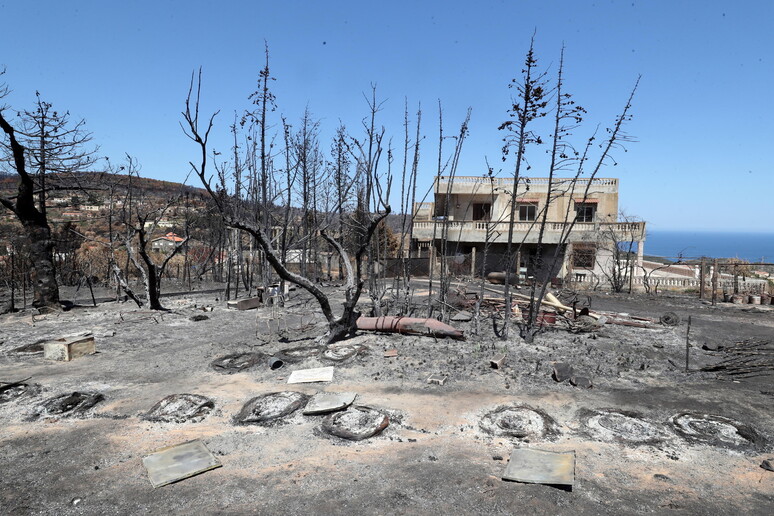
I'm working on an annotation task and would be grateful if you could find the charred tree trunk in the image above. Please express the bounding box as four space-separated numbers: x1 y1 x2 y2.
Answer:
0 111 61 310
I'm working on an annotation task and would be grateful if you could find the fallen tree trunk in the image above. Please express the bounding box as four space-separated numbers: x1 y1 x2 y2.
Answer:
357 316 465 340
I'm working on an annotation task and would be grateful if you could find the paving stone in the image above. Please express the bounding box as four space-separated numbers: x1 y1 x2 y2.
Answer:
142 439 221 488
303 392 357 415
502 448 575 486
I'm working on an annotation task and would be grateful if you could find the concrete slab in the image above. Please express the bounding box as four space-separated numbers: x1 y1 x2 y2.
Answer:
142 439 222 488
287 366 334 384
502 448 575 486
303 392 357 415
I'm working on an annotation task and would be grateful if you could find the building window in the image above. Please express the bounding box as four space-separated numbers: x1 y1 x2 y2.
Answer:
575 203 596 223
472 203 491 221
518 203 537 221
572 243 596 268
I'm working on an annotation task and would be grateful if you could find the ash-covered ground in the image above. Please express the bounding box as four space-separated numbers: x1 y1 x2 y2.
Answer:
1 281 772 515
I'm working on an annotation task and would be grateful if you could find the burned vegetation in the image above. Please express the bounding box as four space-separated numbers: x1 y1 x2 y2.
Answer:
1 44 773 515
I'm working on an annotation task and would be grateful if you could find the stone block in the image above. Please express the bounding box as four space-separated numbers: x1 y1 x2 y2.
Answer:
43 335 96 362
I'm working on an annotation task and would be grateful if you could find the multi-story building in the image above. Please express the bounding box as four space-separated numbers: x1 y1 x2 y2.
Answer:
411 175 646 283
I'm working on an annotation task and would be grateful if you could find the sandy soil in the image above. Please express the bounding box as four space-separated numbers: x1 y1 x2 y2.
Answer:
1 282 772 515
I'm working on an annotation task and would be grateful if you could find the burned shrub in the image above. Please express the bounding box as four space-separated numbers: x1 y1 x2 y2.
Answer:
144 394 214 423
210 352 266 374
669 412 767 452
275 346 325 364
234 392 309 425
320 344 367 363
321 406 389 441
31 391 104 419
479 405 561 441
578 408 668 445
0 382 42 403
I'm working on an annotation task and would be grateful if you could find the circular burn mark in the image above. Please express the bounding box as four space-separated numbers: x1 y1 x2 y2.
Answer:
234 391 308 425
320 344 366 362
144 394 214 423
669 412 766 451
0 383 42 404
32 391 104 419
660 312 681 326
275 346 325 364
579 408 667 445
210 352 265 374
479 405 560 440
321 406 389 441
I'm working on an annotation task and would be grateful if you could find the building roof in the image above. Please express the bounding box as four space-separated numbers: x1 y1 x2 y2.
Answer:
151 232 185 243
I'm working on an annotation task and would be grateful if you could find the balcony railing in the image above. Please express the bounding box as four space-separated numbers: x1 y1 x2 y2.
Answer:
412 220 645 241
436 176 617 187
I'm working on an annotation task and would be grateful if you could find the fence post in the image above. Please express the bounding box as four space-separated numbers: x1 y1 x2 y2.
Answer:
699 257 705 300
733 264 739 294
711 258 718 305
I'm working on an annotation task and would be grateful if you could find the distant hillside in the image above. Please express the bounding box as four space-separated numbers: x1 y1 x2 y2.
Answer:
0 170 205 198
1 170 410 243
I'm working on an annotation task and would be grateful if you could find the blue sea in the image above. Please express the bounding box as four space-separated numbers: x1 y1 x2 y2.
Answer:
643 231 774 263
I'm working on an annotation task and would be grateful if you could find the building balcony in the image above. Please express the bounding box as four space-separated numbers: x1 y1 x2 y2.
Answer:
413 202 433 220
412 219 646 245
434 176 619 195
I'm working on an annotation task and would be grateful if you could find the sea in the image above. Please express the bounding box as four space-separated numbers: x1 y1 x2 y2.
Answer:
643 230 774 263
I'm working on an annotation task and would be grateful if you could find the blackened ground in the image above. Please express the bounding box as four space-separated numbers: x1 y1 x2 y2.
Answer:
0 281 772 515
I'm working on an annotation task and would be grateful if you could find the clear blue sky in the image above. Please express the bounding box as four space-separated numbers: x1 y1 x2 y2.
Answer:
1 1 772 232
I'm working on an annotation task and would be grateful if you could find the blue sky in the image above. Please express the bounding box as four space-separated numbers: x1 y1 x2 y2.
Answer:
1 1 772 232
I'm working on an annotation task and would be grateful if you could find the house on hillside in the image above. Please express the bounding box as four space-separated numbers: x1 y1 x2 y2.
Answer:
411 175 646 283
150 232 186 254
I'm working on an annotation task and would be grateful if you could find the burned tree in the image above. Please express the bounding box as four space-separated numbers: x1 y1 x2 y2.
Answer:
590 212 644 293
0 81 96 309
117 156 189 310
494 40 639 342
497 36 549 336
182 69 390 343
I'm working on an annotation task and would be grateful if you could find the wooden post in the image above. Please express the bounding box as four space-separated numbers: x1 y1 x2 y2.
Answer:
711 259 719 306
685 315 691 373
470 247 476 278
699 258 705 299
515 250 521 285
9 250 15 312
